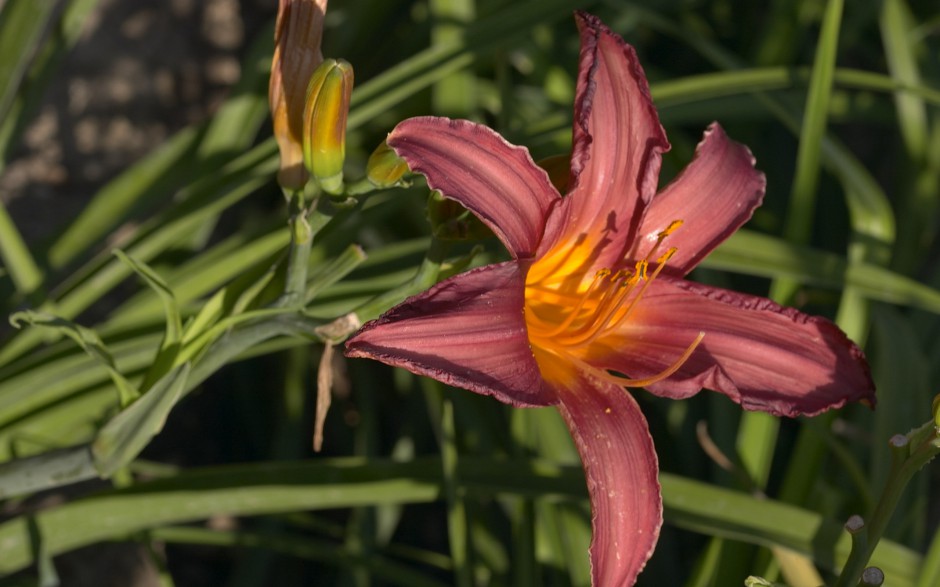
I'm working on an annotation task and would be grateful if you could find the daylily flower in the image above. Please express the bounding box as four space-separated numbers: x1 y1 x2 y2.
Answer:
269 0 328 190
346 12 875 586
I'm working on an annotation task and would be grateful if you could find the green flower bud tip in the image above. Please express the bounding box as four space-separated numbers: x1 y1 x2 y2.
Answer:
303 58 354 195
366 141 410 187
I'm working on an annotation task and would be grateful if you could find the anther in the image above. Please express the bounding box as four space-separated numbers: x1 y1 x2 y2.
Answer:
656 247 678 265
657 219 684 240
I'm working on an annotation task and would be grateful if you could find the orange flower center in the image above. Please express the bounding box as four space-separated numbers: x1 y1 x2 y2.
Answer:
524 220 703 388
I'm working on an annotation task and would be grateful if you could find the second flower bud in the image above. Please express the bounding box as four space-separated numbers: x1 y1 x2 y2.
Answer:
303 58 354 195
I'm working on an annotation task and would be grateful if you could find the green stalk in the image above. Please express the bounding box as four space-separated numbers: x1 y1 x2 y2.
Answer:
279 189 315 309
833 422 940 587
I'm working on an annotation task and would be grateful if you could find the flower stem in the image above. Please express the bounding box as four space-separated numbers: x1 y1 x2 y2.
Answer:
279 188 314 308
833 421 939 587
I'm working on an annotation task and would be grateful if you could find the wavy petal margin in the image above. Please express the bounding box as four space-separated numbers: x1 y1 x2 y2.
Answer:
542 12 670 267
633 123 766 275
589 278 875 416
345 262 552 407
388 117 559 259
554 370 662 587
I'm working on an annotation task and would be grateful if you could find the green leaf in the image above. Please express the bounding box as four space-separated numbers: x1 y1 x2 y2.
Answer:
0 0 58 131
90 363 190 477
0 0 103 164
0 459 920 584
113 250 182 363
112 249 187 394
704 230 940 314
8 310 138 406
771 0 844 304
880 0 928 159
151 526 450 587
0 202 42 297
917 527 940 587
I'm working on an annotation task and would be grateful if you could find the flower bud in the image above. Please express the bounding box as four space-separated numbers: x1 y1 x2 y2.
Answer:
366 141 410 188
303 58 353 195
269 0 329 191
427 191 490 240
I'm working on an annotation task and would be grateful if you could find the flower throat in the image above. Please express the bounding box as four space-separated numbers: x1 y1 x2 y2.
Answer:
524 219 704 388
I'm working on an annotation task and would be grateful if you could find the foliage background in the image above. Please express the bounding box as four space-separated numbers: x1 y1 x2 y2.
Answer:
0 0 938 586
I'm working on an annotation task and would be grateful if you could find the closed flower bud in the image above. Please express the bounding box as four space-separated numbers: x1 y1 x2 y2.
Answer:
269 0 328 191
303 59 353 195
366 141 410 188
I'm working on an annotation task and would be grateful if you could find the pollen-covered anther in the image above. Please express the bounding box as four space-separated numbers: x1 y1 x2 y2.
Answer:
634 260 648 282
657 219 684 240
646 219 684 260
656 247 678 265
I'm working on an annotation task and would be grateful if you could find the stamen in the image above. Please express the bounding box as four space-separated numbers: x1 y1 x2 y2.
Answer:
600 248 676 334
556 261 644 347
644 218 684 261
572 331 705 389
656 247 678 266
657 219 684 240
537 269 613 338
526 220 687 365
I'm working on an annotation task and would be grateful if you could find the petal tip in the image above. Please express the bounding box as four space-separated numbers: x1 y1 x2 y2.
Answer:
568 11 670 196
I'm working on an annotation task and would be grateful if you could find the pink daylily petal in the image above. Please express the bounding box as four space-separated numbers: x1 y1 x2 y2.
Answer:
345 262 553 407
632 123 766 275
553 368 661 587
542 12 670 266
388 117 559 259
589 278 875 417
